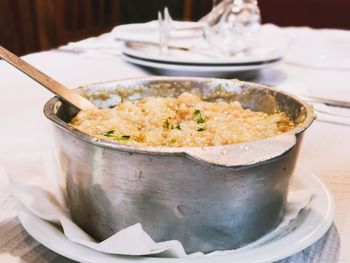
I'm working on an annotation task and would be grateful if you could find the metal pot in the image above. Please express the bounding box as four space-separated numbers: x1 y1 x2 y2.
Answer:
44 77 314 254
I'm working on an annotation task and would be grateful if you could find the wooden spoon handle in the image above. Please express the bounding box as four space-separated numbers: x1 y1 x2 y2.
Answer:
0 46 96 111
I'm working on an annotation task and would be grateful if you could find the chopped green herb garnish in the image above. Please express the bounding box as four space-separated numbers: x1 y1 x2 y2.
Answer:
103 130 130 141
197 114 205 124
194 109 201 115
119 135 131 140
163 119 170 129
169 121 181 130
169 138 176 144
175 124 181 130
109 135 130 141
103 130 115 136
171 124 180 130
193 109 205 124
197 127 205 131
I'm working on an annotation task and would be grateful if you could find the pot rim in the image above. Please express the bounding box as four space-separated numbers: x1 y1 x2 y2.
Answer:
43 77 315 166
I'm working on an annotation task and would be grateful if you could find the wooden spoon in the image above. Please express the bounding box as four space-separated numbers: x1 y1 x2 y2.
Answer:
0 45 97 111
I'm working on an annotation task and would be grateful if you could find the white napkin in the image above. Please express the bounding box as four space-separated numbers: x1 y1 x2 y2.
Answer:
0 166 17 222
58 33 124 58
58 21 208 59
58 21 287 61
57 21 202 57
112 22 288 60
0 253 20 263
111 21 204 43
283 27 350 70
1 152 313 258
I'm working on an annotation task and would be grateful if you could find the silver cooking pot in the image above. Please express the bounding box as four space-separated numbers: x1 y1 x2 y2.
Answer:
44 77 314 254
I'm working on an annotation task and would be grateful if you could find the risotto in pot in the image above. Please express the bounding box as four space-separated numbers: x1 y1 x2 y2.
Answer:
71 92 295 147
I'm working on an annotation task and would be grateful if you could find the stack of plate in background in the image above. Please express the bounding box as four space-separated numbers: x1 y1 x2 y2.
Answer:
114 22 288 78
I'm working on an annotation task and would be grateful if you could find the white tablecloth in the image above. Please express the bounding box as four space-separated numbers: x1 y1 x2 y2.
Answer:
0 25 349 262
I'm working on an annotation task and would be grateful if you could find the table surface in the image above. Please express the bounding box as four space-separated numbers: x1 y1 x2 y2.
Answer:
0 25 349 262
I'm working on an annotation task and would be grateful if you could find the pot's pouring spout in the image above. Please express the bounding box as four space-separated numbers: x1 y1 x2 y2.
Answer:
185 133 296 167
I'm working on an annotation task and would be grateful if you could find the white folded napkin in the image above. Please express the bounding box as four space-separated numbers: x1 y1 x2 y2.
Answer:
1 152 313 258
58 21 209 59
58 21 203 58
111 21 204 42
58 21 287 61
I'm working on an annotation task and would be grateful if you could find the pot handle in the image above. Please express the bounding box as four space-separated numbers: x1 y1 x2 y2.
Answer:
184 133 296 167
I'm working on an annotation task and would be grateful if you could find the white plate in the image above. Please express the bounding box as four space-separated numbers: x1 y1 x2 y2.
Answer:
122 43 283 66
18 167 334 263
123 55 280 78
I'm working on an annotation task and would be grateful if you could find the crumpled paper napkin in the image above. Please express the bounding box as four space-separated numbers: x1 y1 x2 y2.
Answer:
1 152 313 258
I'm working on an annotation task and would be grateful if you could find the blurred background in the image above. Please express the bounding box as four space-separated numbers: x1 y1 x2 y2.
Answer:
1 0 350 56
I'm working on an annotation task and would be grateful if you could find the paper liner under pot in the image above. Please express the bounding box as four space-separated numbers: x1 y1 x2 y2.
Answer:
44 77 314 254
